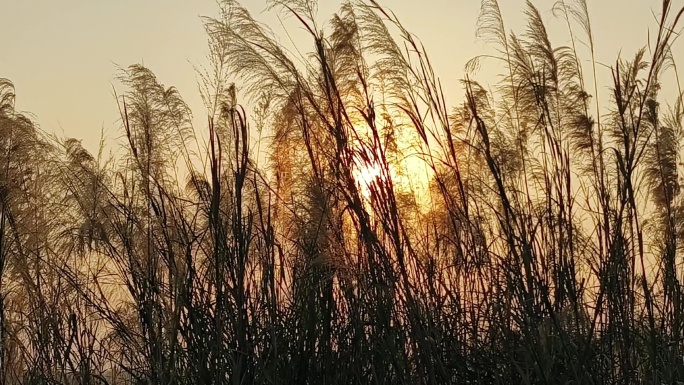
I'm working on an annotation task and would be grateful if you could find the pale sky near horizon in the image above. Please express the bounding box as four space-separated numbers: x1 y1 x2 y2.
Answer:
0 0 679 153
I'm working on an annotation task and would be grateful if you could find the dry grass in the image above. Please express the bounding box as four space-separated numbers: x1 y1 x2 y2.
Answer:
1 0 684 384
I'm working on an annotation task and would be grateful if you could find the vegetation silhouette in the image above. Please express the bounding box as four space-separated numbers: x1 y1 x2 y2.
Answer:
2 0 684 384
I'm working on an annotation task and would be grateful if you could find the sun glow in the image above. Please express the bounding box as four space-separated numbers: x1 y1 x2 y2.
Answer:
353 160 383 199
351 152 433 212
347 116 434 212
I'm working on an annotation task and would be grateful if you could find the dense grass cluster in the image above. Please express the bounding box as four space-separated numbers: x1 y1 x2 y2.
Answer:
2 0 684 383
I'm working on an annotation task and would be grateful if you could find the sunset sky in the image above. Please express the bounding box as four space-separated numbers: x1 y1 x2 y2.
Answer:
1 0 678 153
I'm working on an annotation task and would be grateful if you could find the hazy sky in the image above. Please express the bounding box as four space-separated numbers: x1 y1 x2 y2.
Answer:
0 0 678 153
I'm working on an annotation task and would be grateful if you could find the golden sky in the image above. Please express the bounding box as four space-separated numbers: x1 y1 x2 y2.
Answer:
0 0 678 153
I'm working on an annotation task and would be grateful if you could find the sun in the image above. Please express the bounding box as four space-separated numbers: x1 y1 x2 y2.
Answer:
346 117 433 210
350 149 432 209
353 160 383 199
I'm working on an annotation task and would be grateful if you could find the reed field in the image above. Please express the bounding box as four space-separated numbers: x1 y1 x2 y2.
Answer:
2 0 684 383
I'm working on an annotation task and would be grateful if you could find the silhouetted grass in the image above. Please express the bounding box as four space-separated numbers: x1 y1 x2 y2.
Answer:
2 0 684 384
